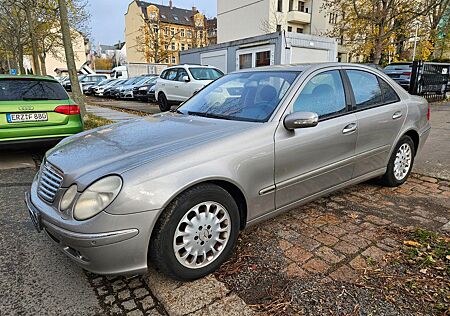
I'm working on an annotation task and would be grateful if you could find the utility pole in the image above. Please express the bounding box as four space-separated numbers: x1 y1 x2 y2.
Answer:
412 23 419 61
58 0 85 116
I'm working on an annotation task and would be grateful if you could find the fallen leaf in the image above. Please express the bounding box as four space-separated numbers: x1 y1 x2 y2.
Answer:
349 213 359 219
403 240 422 247
420 268 428 274
446 255 450 261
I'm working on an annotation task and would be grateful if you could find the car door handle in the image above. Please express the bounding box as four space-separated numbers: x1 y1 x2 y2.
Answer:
392 111 403 120
342 123 357 134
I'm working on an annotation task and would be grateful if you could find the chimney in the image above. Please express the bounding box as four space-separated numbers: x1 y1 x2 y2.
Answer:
192 6 197 12
169 0 173 8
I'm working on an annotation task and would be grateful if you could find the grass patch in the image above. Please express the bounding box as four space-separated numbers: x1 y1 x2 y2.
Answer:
83 113 113 130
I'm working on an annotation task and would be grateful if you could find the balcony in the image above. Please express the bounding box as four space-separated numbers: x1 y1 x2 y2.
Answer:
286 11 311 24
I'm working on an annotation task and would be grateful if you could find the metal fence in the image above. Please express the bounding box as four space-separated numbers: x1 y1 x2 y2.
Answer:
409 61 450 101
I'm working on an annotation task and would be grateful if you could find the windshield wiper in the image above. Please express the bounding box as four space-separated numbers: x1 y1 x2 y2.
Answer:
187 111 233 120
170 109 184 114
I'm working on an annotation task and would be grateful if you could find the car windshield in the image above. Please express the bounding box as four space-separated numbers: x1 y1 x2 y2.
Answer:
178 71 299 122
189 68 224 80
384 64 412 70
135 76 152 85
0 79 69 101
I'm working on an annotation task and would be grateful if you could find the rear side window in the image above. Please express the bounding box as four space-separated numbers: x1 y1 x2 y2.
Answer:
189 68 223 80
293 70 346 119
379 79 400 103
347 70 382 108
166 69 178 81
0 79 69 101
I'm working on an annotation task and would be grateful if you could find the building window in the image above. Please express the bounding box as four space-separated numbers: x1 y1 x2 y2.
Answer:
165 44 169 50
164 27 169 35
276 24 282 32
329 13 338 24
298 1 305 12
171 28 175 36
165 58 169 63
277 0 283 12
180 29 185 37
297 27 303 33
171 43 176 50
188 44 192 49
171 56 176 64
187 30 192 38
239 53 252 69
256 51 271 67
181 43 185 50
287 26 292 32
289 0 294 11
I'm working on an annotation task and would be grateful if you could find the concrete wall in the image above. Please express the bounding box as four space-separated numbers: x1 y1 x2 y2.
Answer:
217 0 270 43
125 1 147 63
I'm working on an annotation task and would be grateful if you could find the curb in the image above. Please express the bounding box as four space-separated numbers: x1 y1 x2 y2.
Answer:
144 267 254 316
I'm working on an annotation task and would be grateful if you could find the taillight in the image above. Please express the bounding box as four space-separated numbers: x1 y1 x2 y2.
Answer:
55 105 80 115
427 104 430 121
402 72 412 76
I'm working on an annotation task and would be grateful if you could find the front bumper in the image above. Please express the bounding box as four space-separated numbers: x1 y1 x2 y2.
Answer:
25 178 161 275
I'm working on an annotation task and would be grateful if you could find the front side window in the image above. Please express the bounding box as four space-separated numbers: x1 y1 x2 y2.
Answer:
166 69 178 80
189 68 224 80
0 79 69 101
347 70 382 108
293 70 346 118
176 69 189 81
178 71 299 122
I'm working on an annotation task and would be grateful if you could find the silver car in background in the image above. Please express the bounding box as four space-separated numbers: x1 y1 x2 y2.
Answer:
25 63 431 280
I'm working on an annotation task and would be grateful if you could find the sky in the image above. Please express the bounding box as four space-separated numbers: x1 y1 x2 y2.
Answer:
87 0 217 46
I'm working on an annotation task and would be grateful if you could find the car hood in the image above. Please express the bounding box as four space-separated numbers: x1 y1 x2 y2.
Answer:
46 113 255 187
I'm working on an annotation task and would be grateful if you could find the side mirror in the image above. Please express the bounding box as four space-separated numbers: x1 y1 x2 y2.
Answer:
284 112 319 130
182 75 190 82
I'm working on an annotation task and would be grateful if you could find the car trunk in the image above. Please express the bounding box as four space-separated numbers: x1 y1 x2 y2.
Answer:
0 100 71 130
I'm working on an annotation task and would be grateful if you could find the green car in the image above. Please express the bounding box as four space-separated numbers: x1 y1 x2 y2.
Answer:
0 75 83 146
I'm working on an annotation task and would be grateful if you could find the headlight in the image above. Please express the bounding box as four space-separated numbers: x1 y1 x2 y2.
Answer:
60 184 78 211
139 86 149 91
73 176 122 221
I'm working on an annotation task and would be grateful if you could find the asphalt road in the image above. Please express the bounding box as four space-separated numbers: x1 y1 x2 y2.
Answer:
0 168 101 315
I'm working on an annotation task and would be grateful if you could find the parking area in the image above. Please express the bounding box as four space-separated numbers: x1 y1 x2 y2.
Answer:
0 101 448 315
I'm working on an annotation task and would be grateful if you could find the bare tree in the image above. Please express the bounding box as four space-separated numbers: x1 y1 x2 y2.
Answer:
260 0 284 34
58 0 85 114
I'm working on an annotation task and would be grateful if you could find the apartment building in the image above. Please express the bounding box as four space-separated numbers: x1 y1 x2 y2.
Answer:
125 0 217 65
217 0 349 61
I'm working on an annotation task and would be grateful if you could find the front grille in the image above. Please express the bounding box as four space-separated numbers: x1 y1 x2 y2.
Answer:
38 162 63 203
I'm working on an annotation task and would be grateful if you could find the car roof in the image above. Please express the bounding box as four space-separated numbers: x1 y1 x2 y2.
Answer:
165 64 219 70
232 62 380 73
0 74 58 82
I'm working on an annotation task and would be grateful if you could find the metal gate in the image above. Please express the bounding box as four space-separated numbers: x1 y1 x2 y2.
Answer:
409 61 450 101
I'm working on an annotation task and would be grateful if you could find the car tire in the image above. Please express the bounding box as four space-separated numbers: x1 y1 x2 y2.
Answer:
381 135 415 187
158 93 171 112
150 184 240 281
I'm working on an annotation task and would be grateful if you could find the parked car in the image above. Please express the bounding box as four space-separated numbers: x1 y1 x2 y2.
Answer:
0 75 83 146
383 62 413 91
110 77 145 99
64 74 108 92
85 79 116 95
155 64 224 111
25 63 430 281
119 76 156 99
133 76 158 102
102 79 127 98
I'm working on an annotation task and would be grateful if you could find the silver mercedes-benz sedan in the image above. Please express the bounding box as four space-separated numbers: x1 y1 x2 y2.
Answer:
25 63 431 280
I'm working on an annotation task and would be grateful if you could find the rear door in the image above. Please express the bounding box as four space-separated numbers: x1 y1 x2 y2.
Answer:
0 78 72 140
344 69 406 177
161 68 179 101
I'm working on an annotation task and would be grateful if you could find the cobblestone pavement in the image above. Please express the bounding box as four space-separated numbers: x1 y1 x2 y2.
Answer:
216 174 450 315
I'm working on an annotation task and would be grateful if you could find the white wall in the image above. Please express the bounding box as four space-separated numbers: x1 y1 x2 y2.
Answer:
217 0 270 43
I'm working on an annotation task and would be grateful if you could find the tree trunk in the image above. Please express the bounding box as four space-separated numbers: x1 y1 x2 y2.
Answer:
25 4 42 76
39 53 47 76
58 0 85 115
16 39 26 74
373 25 385 65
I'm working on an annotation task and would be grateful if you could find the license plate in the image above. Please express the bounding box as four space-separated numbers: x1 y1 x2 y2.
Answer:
7 112 48 123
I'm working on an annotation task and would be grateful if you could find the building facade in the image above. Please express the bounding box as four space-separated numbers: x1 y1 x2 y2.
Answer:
125 0 217 65
217 0 349 62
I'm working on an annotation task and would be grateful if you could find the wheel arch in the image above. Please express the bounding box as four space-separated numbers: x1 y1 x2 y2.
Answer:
403 129 420 155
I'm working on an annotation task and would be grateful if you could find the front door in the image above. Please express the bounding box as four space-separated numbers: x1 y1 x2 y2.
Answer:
344 69 407 177
274 69 358 209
